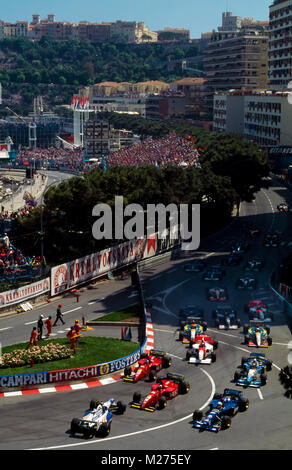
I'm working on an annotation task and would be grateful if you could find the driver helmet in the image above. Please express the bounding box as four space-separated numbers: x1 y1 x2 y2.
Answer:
217 401 223 409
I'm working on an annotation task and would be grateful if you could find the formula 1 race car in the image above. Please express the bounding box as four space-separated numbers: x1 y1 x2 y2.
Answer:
178 305 205 326
264 233 280 247
186 334 218 364
244 300 274 322
244 258 264 273
130 373 190 412
70 398 126 438
221 253 242 267
236 276 257 290
192 389 249 432
248 226 261 238
179 316 207 343
207 287 228 302
184 260 206 273
203 267 225 281
123 350 172 383
234 353 272 388
231 240 249 255
212 306 241 330
277 203 289 213
243 321 272 348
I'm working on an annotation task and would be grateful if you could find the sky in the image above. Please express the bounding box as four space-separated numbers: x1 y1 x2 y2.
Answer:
2 0 272 38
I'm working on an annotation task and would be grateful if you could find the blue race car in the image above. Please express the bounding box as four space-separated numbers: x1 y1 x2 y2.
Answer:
234 353 272 387
70 398 126 438
192 388 249 432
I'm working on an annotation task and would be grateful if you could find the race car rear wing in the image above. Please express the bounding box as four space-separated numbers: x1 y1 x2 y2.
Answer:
166 372 185 382
249 352 266 359
150 349 166 357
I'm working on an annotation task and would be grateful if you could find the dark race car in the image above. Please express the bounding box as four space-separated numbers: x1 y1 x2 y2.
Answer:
221 253 242 267
244 300 274 322
243 321 272 348
203 267 225 281
123 350 172 383
244 258 264 273
231 241 249 255
130 373 190 412
264 233 280 247
212 306 241 330
184 260 206 273
186 334 218 364
179 316 207 343
277 203 289 213
248 227 261 238
70 398 126 438
207 287 228 302
236 276 257 290
234 353 272 388
192 388 249 432
178 305 205 326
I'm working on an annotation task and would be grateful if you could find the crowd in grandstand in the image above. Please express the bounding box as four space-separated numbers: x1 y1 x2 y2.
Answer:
0 232 40 280
106 133 201 168
16 147 84 171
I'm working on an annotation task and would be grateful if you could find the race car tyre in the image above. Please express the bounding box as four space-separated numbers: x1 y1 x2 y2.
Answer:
186 350 192 361
192 410 203 422
213 393 223 399
140 353 149 360
261 374 267 386
99 422 111 437
148 370 157 382
213 340 218 350
203 322 207 331
244 335 249 345
133 392 141 403
268 336 272 346
124 366 132 377
266 360 272 371
116 401 126 414
211 352 216 363
243 324 249 335
239 398 249 412
265 326 271 335
89 400 101 410
221 415 232 429
178 381 190 394
162 356 172 368
178 332 183 341
70 418 81 434
158 396 167 410
241 357 249 367
234 369 242 381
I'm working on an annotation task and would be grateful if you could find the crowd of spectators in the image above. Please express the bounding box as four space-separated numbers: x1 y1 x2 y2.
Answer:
0 232 40 281
15 147 84 171
106 133 201 168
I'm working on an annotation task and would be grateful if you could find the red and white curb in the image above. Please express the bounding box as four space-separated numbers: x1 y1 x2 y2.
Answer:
145 308 154 353
0 310 155 398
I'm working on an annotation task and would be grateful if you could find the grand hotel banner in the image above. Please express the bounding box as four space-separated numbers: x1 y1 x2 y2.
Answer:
50 235 159 296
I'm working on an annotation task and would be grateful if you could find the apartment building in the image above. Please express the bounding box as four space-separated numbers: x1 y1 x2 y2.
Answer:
269 0 292 90
213 90 292 147
77 22 111 42
0 20 4 40
4 21 28 37
110 20 157 43
204 30 269 93
170 77 210 119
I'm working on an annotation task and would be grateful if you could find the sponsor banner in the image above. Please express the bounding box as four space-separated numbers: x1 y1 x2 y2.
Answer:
0 372 48 388
51 236 158 296
0 278 50 308
48 349 143 384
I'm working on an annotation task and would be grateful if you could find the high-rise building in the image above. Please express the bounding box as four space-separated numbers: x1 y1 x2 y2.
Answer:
269 0 292 91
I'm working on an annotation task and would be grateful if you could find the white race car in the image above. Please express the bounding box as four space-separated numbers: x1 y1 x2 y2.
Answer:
70 398 126 438
186 334 218 364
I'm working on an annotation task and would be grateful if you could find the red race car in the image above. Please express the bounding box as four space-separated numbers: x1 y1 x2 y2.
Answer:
123 350 172 383
130 373 190 411
208 287 228 302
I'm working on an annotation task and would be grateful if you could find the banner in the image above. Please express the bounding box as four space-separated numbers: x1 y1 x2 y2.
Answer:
51 236 159 296
0 278 50 308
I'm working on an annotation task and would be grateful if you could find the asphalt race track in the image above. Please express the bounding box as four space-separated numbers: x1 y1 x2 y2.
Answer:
0 177 291 451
